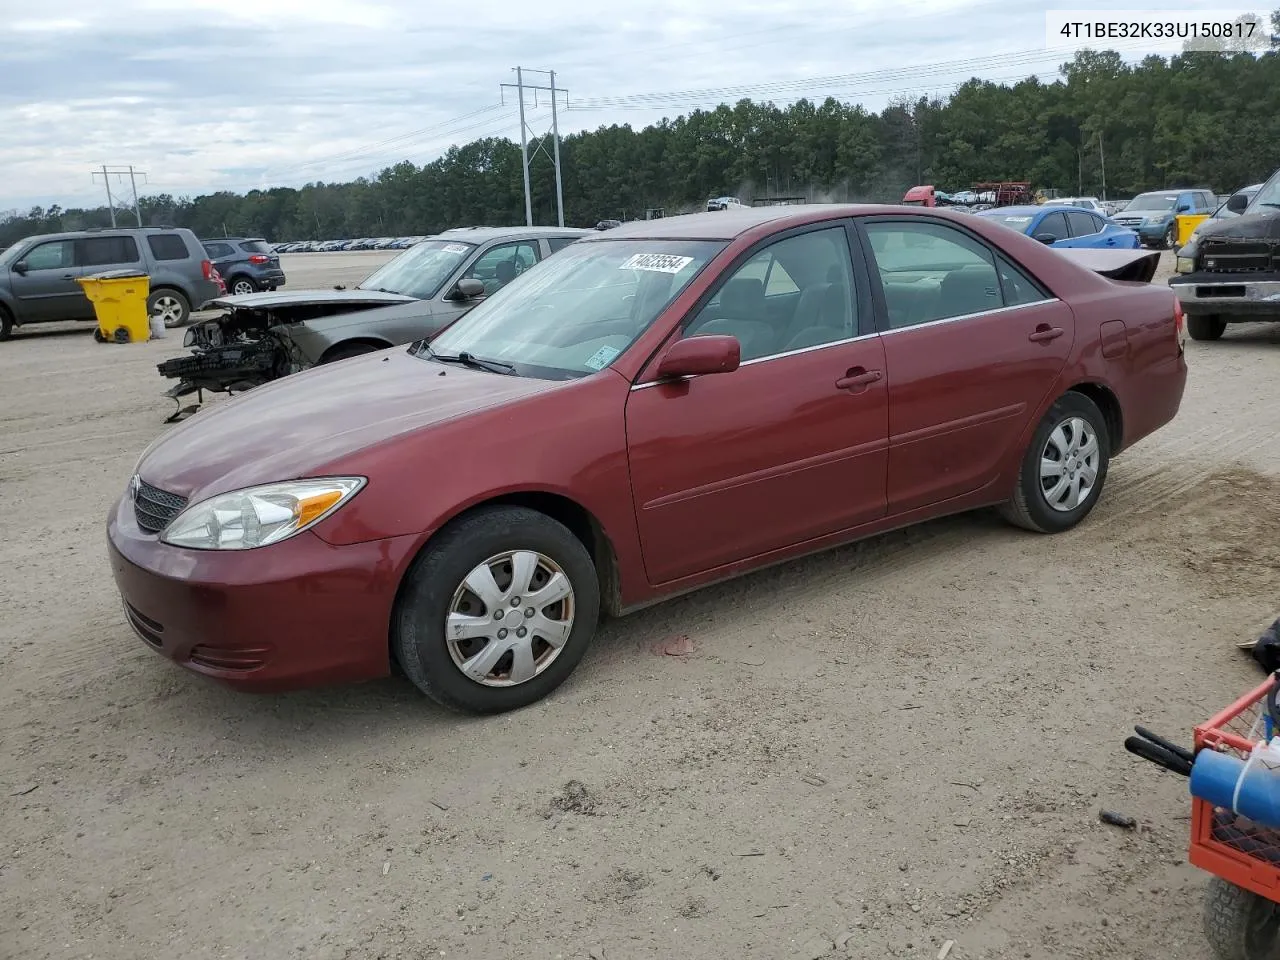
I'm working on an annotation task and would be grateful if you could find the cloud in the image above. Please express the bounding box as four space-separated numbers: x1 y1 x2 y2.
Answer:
0 0 1165 209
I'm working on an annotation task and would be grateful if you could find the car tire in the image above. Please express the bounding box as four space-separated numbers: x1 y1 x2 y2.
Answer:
1188 315 1226 341
148 289 191 328
1203 876 1280 960
322 342 383 364
229 276 258 296
1000 391 1110 534
393 505 601 714
0 307 12 342
1163 223 1177 249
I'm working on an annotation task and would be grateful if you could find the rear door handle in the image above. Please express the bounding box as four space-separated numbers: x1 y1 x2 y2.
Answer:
1028 325 1064 343
835 367 882 391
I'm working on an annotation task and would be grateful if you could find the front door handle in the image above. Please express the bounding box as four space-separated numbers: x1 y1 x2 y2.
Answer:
1028 325 1064 343
835 367 882 391
62 273 76 279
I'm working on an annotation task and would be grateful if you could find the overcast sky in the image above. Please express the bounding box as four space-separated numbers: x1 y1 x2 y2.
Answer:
0 0 1200 211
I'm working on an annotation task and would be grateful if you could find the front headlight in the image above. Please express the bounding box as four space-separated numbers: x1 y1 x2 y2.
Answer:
160 477 366 550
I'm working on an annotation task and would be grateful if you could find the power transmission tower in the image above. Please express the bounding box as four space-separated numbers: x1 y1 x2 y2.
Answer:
91 165 148 227
500 68 567 227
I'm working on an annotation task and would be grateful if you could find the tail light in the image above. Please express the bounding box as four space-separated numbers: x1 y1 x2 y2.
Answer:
1173 295 1187 350
201 259 214 280
248 254 270 264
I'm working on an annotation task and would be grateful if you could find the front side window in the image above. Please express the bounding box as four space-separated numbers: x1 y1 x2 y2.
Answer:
682 226 857 361
22 240 75 271
463 241 539 296
425 239 724 380
358 239 476 299
1248 172 1280 212
1036 212 1070 242
864 220 1005 329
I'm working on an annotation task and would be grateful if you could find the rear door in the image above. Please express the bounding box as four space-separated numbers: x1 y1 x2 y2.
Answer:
858 215 1075 513
203 240 237 275
9 239 84 321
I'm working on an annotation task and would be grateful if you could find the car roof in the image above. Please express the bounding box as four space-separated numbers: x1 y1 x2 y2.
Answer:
435 226 592 242
577 204 926 241
977 206 1044 216
15 226 192 243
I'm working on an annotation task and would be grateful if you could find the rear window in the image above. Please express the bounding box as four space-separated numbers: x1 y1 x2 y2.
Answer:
78 236 140 267
239 240 272 254
147 233 191 261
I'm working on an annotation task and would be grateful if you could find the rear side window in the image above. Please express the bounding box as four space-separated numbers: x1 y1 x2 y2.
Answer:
1066 211 1099 236
147 233 191 261
239 240 272 254
78 236 140 267
203 241 235 258
547 237 579 253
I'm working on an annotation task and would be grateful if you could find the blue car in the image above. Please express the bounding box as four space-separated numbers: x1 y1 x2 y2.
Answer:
975 205 1141 249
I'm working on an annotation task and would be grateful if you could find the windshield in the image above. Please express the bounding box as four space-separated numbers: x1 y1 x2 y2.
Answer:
0 242 19 266
358 239 475 299
423 238 726 380
984 213 1036 231
1124 192 1178 212
1248 172 1280 211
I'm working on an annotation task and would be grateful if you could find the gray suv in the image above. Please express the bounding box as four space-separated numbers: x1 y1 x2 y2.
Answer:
0 226 222 340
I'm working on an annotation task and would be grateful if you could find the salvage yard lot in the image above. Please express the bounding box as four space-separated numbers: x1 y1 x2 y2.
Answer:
4 249 1280 960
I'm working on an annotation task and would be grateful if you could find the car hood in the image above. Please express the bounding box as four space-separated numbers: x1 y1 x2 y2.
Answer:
136 348 562 501
208 287 419 310
1191 208 1280 241
297 297 439 332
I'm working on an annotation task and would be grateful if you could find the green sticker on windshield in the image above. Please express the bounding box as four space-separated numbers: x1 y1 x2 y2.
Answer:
584 345 621 370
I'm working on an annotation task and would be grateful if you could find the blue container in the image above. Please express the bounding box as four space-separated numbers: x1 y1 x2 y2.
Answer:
1190 748 1280 829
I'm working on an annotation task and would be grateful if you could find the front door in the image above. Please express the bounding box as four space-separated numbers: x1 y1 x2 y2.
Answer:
9 239 85 321
859 217 1076 514
624 223 889 586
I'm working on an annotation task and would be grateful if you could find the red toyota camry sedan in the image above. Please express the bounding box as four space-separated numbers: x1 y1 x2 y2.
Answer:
108 205 1188 714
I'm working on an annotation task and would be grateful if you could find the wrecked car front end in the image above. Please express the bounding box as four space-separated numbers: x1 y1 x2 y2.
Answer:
155 290 416 421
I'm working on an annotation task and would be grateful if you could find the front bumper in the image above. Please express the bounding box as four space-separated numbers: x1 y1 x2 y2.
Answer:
106 492 422 692
1169 272 1280 316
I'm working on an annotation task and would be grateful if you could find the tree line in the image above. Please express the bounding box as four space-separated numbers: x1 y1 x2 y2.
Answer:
5 41 1280 247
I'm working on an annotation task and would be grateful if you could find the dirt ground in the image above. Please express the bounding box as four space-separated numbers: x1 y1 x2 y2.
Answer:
4 249 1280 960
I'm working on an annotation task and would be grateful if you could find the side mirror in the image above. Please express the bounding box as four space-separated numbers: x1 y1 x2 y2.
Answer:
1033 233 1057 245
452 277 484 300
12 261 27 275
655 334 740 380
1227 193 1250 214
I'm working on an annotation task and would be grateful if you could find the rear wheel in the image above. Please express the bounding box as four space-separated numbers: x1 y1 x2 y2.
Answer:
0 307 12 341
1203 876 1280 960
148 289 190 328
393 506 601 714
1000 391 1110 533
1188 315 1227 341
229 276 257 297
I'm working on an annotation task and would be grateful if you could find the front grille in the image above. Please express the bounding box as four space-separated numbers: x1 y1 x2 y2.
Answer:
1199 238 1278 273
133 479 188 533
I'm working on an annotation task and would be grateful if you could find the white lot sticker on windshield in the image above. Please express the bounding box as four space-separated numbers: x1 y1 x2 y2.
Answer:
583 345 621 370
443 243 470 254
1003 217 1033 224
620 253 693 274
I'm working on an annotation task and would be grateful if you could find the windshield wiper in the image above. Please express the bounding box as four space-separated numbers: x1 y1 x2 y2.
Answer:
420 343 516 375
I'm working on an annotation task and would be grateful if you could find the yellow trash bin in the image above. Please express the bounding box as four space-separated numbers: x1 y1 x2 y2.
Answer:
1176 214 1208 248
77 270 151 343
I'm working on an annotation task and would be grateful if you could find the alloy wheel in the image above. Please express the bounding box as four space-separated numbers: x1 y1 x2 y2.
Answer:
232 279 255 296
445 550 575 687
152 295 185 328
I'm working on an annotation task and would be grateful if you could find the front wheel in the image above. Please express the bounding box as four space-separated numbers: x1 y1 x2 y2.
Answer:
1188 315 1227 341
148 289 190 328
0 308 12 342
1164 223 1178 249
1203 876 1280 960
1000 391 1110 533
393 505 601 714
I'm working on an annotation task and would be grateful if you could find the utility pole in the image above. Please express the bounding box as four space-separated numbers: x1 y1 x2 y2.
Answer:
500 67 568 227
92 165 147 227
1098 130 1107 201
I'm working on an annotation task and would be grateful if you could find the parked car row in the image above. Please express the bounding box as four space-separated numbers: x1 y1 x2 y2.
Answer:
273 237 428 253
